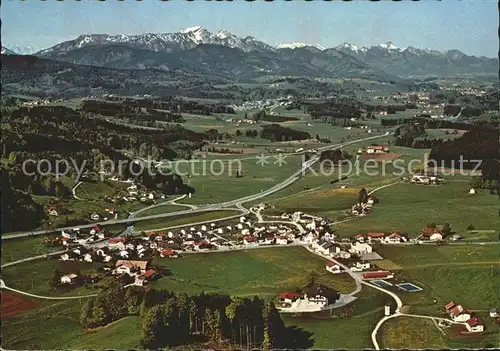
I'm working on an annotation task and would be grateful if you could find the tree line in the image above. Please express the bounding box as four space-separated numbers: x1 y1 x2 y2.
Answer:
260 124 311 142
80 286 291 350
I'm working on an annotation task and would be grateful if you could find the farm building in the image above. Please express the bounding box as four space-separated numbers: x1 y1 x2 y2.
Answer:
362 271 394 280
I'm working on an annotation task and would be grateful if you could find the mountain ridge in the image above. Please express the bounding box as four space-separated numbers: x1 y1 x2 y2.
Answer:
7 26 498 78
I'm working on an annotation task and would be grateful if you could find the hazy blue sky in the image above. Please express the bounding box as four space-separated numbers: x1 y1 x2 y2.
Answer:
2 0 497 57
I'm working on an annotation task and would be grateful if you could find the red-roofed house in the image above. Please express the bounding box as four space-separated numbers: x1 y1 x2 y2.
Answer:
466 317 484 332
243 236 257 245
143 269 157 279
368 232 385 238
108 237 125 244
448 304 471 322
279 292 301 304
354 233 365 242
384 232 408 244
276 236 288 245
362 271 394 280
421 228 443 241
160 248 178 258
445 301 456 311
325 261 343 274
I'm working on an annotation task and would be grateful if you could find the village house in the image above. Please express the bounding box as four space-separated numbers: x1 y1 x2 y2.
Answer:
384 232 408 244
354 233 365 243
278 292 301 306
325 261 344 274
365 146 389 154
362 271 394 280
466 317 484 333
350 261 371 272
115 259 149 276
303 284 340 308
243 236 258 245
160 248 179 258
489 308 499 318
47 207 59 216
276 236 288 245
445 302 472 322
302 232 316 244
60 273 79 284
367 232 385 243
316 241 341 256
421 227 443 241
349 242 373 254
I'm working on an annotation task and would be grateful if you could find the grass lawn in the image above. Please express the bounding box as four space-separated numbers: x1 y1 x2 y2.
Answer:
176 155 303 205
1 299 141 350
135 203 189 217
380 315 500 349
334 181 500 237
373 245 500 314
2 259 103 297
379 316 447 349
132 210 242 232
150 246 357 297
1 235 60 265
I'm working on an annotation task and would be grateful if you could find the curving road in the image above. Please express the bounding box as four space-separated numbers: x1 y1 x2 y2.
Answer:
3 133 390 241
0 279 97 300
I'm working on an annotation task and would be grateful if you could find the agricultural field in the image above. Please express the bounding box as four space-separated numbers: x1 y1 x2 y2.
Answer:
374 244 500 348
379 314 500 349
175 155 303 205
379 317 448 349
150 246 357 297
2 259 103 297
334 181 500 238
373 245 500 316
1 235 60 265
2 298 141 350
135 203 189 217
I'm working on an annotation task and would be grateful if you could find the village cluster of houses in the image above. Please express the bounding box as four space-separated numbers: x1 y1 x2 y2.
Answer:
21 98 63 107
406 172 445 185
354 232 410 244
357 145 390 154
102 183 166 206
350 196 377 217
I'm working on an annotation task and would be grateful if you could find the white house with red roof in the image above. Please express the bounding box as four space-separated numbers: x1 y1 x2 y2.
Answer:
354 233 365 242
367 232 385 243
466 317 484 332
446 302 472 322
325 261 344 274
279 292 301 305
384 232 408 244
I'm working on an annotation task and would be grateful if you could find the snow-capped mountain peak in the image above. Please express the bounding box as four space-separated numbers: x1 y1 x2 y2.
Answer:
180 26 204 34
378 41 400 51
276 42 325 51
3 44 38 55
216 29 231 39
337 42 367 53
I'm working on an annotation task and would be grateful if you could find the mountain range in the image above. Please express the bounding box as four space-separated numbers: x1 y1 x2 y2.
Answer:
2 26 497 79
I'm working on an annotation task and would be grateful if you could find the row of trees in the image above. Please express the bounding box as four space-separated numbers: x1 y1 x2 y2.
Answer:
428 124 499 175
260 124 311 142
80 287 288 350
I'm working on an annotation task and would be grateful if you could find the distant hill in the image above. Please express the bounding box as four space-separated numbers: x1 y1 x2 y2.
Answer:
335 42 498 77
